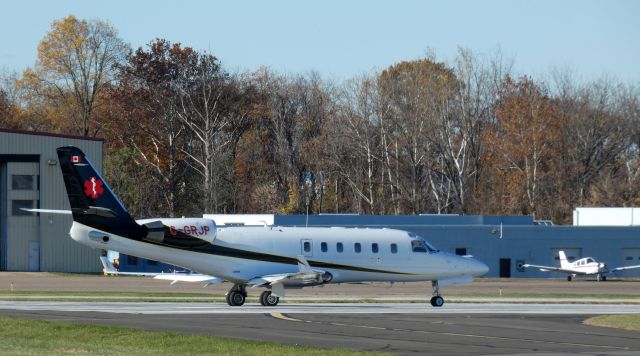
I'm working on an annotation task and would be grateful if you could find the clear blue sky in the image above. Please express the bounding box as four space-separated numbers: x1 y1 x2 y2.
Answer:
1 0 639 83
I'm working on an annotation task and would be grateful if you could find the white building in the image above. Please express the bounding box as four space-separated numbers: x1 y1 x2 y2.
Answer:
573 207 640 226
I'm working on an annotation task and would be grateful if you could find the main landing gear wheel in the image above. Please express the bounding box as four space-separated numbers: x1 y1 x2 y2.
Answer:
430 296 444 307
226 284 247 306
260 290 279 306
227 291 246 306
567 275 572 281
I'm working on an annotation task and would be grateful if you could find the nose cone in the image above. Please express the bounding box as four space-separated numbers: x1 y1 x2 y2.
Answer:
468 258 489 277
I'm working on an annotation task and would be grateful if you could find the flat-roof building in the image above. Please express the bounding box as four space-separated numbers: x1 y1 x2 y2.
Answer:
120 213 640 279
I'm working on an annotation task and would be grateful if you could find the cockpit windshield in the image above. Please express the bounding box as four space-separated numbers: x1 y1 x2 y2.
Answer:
408 232 438 253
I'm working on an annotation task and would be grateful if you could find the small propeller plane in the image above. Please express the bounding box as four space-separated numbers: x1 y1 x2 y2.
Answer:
523 250 640 281
29 146 489 307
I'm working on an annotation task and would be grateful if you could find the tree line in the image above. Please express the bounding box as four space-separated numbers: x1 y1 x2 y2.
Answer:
1 16 639 223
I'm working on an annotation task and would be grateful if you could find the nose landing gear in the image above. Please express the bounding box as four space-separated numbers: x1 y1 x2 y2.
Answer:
430 281 444 307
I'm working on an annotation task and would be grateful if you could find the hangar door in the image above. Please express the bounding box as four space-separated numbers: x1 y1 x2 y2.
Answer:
1 162 40 271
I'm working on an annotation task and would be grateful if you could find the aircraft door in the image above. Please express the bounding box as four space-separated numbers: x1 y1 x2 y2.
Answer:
301 239 313 257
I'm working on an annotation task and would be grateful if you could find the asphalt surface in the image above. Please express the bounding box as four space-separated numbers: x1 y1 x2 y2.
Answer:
0 302 639 355
1 301 639 315
1 273 640 355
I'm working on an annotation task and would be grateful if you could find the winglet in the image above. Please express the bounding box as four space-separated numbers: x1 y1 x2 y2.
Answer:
100 255 118 274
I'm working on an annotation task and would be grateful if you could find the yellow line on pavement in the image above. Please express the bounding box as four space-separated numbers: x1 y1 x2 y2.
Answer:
270 311 301 322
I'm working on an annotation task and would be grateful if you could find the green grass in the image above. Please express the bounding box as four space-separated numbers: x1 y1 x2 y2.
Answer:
584 315 640 331
0 316 385 355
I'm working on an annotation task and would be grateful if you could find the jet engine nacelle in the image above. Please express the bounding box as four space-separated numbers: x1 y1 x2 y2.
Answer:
137 218 217 246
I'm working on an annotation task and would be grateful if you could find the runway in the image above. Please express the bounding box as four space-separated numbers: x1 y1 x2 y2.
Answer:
0 301 639 315
1 302 639 355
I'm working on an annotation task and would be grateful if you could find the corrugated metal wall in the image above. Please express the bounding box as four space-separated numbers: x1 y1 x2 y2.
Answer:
1 130 103 272
5 162 39 271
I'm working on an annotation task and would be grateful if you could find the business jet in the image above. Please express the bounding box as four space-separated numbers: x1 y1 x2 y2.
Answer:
523 250 640 281
34 146 488 307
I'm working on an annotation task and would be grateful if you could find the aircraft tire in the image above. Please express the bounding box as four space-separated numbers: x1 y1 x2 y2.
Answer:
430 296 444 307
225 292 232 306
602 276 606 281
567 275 572 281
260 290 279 306
228 291 245 306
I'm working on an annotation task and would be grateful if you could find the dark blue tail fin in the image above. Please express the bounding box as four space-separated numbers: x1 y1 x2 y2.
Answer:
57 146 144 238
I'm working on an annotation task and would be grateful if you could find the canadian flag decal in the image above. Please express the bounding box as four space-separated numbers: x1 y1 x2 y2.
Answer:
71 155 81 163
84 177 104 199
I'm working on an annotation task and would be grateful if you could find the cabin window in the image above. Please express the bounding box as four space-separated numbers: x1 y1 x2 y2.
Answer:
411 240 427 253
321 242 328 252
372 243 379 253
354 243 361 253
390 243 398 254
337 242 343 253
626 256 633 261
303 241 311 253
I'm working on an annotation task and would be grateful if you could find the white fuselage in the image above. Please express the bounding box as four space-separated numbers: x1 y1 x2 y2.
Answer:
70 222 489 284
565 258 605 275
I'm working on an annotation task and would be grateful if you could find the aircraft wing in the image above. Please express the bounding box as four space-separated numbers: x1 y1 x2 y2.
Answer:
522 263 576 274
610 264 640 272
22 208 72 215
100 256 222 285
153 273 223 285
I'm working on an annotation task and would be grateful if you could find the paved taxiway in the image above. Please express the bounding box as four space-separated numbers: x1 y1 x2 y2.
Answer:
1 301 639 314
1 275 639 354
1 302 639 355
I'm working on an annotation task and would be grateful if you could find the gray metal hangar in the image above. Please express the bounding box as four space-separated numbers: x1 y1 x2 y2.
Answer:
0 129 103 272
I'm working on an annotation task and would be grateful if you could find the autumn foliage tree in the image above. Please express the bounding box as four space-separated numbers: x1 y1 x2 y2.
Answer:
26 15 128 137
4 15 639 222
485 76 565 217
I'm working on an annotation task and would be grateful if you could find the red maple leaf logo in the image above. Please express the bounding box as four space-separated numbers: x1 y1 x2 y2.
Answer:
84 177 104 199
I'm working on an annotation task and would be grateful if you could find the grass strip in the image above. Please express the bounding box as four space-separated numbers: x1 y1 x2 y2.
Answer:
584 315 640 331
0 316 386 355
